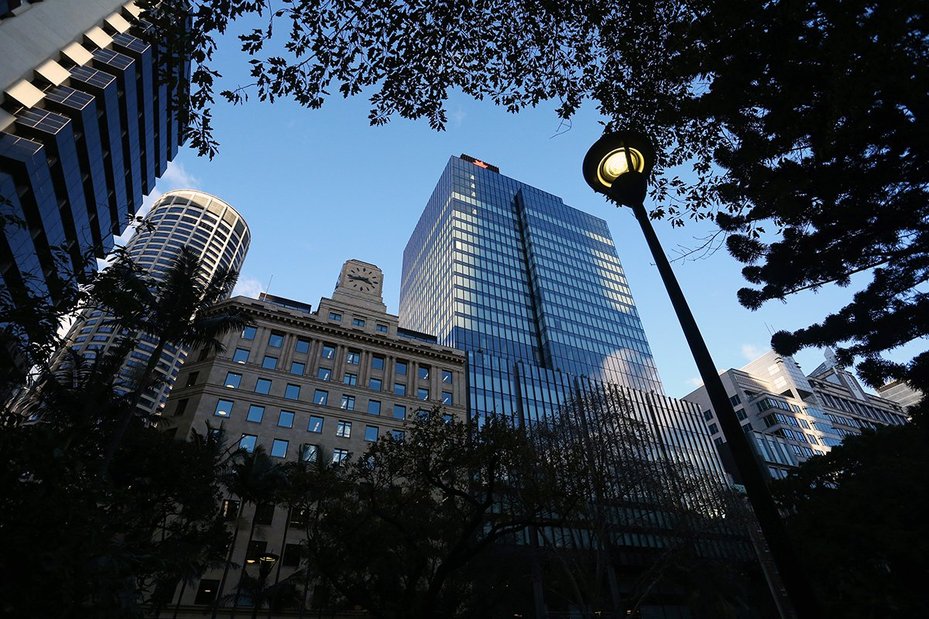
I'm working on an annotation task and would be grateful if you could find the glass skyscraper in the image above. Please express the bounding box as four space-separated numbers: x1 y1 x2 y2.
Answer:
401 155 663 420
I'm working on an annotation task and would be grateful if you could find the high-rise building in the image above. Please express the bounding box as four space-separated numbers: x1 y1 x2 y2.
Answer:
876 379 923 410
684 350 909 479
1 0 189 307
164 260 467 612
65 190 249 414
400 156 760 614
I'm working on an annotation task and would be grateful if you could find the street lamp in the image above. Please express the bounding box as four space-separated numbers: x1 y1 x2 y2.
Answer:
582 130 819 618
245 552 279 619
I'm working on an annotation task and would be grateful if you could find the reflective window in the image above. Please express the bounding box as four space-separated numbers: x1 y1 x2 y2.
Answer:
317 367 332 381
368 378 382 391
365 425 379 442
307 415 324 433
268 331 284 348
290 361 306 375
390 430 405 442
352 317 366 327
285 384 301 400
336 420 352 438
300 444 318 462
271 439 288 458
367 400 381 415
442 370 453 384
332 448 349 465
232 348 249 363
262 356 278 370
312 389 327 405
395 360 408 375
340 395 356 410
393 404 406 419
321 344 336 359
442 391 453 405
224 372 242 388
255 379 272 395
346 351 361 365
295 338 311 354
376 323 388 334
371 355 385 371
417 388 429 401
418 366 430 380
241 326 257 340
343 373 358 386
240 434 257 452
246 405 265 423
329 311 342 321
215 399 233 417
394 383 406 396
278 410 295 428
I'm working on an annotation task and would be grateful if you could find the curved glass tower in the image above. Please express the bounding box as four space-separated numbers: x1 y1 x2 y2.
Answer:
66 189 250 413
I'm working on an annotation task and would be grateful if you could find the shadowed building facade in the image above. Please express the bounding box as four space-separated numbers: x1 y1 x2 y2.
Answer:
0 0 189 308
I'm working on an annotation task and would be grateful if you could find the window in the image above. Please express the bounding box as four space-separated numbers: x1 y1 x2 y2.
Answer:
232 347 249 363
352 317 366 327
336 420 352 438
417 388 429 401
282 543 302 567
268 331 284 348
300 443 319 462
255 378 272 395
328 311 342 321
343 373 358 386
271 439 289 458
346 350 361 365
367 400 381 415
173 398 189 417
254 503 275 525
307 415 324 433
241 325 257 340
394 383 406 396
224 372 242 388
215 399 233 417
246 405 265 423
321 344 336 360
395 360 408 375
340 395 356 410
441 370 453 384
390 430 405 441
418 366 429 380
708 423 719 434
245 540 268 561
441 391 453 405
278 410 295 428
185 371 199 387
194 579 220 605
290 361 306 375
295 338 310 354
703 409 714 421
312 388 327 405
393 404 406 420
332 448 349 465
368 378 382 391
376 323 388 334
285 384 301 400
371 355 385 371
365 425 379 442
317 367 332 381
220 499 240 520
262 355 278 370
240 434 257 452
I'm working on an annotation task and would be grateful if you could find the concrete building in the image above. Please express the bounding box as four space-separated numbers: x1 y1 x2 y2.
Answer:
65 190 249 414
1 0 188 308
877 379 923 410
684 350 909 479
165 259 468 612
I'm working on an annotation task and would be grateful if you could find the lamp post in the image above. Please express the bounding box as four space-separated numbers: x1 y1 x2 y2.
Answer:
247 552 279 619
582 131 819 618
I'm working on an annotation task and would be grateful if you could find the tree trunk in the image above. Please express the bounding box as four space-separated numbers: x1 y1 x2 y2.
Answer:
233 504 261 613
211 498 245 619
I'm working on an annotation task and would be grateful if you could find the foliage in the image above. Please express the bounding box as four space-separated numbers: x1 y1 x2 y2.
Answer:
0 248 247 617
772 404 929 618
134 0 926 394
289 408 588 618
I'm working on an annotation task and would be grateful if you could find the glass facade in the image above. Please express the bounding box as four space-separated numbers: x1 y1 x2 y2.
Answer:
401 155 663 424
1 4 190 317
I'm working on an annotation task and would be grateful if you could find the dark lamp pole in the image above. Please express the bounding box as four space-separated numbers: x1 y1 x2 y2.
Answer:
582 131 819 618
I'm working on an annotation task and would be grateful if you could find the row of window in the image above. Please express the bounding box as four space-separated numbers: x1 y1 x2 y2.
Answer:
214 398 412 426
235 426 404 460
325 310 390 333
221 372 453 405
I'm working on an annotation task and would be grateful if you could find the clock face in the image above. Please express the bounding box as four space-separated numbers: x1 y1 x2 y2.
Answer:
345 264 381 293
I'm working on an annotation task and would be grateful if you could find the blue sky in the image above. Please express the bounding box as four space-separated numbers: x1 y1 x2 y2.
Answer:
137 35 909 399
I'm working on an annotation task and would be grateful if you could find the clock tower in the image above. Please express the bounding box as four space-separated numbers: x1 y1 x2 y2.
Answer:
332 259 387 313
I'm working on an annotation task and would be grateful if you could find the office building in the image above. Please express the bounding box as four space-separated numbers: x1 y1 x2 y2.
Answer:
400 155 759 615
877 379 923 410
165 260 468 612
65 190 249 414
1 0 189 308
684 350 909 479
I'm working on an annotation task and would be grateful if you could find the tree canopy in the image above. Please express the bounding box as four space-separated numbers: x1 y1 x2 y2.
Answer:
137 0 927 397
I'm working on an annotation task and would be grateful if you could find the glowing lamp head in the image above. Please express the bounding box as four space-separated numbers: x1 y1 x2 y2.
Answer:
582 130 656 207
